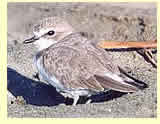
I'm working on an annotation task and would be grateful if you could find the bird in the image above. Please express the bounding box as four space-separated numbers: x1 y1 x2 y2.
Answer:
23 17 143 106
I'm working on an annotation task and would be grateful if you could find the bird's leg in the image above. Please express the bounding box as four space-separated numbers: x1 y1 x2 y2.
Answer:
72 95 79 106
85 95 92 104
86 99 92 104
61 92 79 106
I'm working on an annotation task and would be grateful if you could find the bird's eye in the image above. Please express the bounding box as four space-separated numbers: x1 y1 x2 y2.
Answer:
47 30 55 36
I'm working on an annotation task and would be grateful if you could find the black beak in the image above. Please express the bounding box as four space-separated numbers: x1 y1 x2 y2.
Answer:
23 35 39 44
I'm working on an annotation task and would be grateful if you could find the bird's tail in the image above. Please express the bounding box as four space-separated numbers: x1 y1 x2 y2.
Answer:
94 69 147 93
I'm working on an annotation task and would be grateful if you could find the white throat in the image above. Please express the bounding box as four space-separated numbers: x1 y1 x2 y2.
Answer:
34 38 56 51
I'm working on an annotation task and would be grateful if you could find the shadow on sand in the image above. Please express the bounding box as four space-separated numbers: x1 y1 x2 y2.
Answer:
7 67 147 106
8 67 65 106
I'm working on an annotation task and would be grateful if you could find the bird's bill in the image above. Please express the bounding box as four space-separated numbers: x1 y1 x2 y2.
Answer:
23 35 39 44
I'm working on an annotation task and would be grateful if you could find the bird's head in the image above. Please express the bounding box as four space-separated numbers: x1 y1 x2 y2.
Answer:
23 17 74 50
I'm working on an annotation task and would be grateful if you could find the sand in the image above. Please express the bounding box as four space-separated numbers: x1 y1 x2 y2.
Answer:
7 2 157 118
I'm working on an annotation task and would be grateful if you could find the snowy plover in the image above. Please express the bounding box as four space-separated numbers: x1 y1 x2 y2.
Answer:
23 17 141 106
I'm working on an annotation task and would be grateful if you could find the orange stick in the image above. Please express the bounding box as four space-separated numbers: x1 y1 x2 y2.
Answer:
97 40 157 49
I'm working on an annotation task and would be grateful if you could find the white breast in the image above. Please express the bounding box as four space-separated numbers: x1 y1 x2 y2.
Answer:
34 53 65 91
34 38 56 51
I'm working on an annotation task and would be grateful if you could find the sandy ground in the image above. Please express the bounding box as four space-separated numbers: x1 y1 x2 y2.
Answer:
7 2 157 118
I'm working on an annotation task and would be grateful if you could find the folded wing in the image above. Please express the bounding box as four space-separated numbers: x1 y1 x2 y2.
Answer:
42 45 139 93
